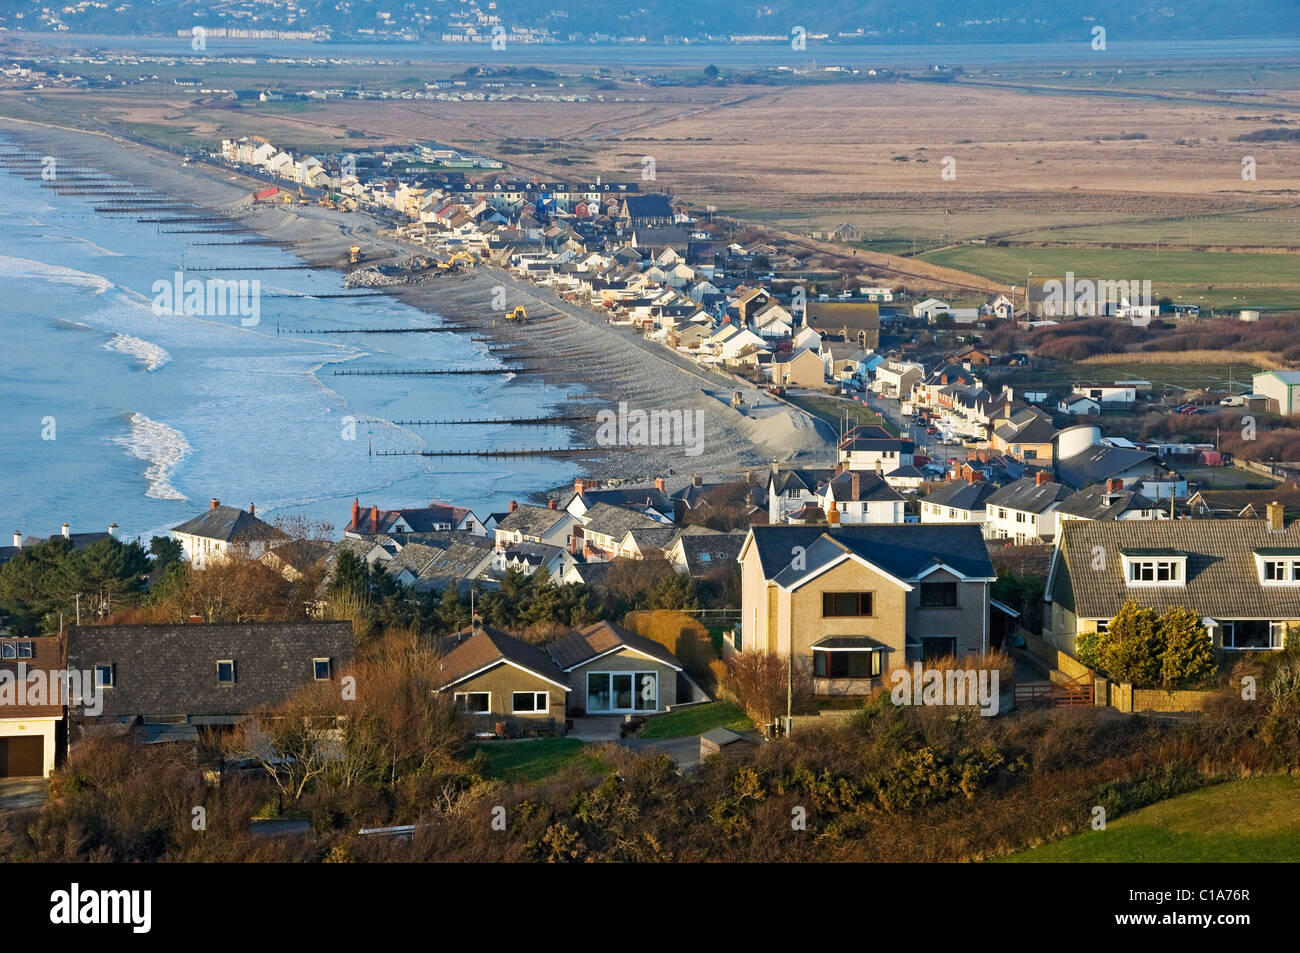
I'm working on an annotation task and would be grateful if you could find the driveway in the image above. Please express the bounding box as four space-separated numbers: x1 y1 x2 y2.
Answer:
622 735 702 771
0 778 49 813
566 717 627 743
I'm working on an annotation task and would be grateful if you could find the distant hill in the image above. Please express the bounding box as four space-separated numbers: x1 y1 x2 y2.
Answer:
2 0 1294 44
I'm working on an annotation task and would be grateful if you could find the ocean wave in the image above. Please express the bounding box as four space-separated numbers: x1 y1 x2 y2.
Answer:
103 333 171 371
0 254 115 295
112 412 191 501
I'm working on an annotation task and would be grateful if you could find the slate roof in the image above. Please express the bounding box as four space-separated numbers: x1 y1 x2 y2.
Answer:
1057 445 1159 490
1052 520 1300 619
573 486 673 513
822 471 907 504
925 480 998 511
804 301 881 332
1189 488 1300 517
621 525 682 554
171 505 288 543
436 627 569 691
66 622 355 719
580 502 665 538
769 467 834 496
547 620 682 671
985 477 1072 514
742 525 837 576
676 532 747 575
495 504 569 539
1055 484 1158 521
992 414 1058 445
0 635 65 717
768 524 995 588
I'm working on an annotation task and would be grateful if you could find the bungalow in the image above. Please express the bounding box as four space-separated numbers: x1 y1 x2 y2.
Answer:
436 625 571 733
735 524 997 698
911 298 950 320
1059 394 1101 416
1044 507 1300 656
550 621 683 715
65 621 355 741
667 531 747 578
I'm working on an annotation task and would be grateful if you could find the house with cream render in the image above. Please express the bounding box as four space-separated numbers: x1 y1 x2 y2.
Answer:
735 524 997 698
171 499 289 570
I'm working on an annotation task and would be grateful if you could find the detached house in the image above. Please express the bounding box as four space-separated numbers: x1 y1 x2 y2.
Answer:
1045 507 1300 655
0 635 64 778
736 525 997 697
171 499 289 570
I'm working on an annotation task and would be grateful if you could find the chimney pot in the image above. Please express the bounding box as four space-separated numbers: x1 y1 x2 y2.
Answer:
61 522 70 538
249 503 255 517
210 498 220 510
1107 478 1123 493
548 498 557 510
655 477 665 493
351 498 360 529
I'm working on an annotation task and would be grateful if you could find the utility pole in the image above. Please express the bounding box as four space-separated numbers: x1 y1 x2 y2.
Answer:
786 645 792 738
75 593 81 626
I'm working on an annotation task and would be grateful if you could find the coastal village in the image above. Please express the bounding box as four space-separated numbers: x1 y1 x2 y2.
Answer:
1 130 1297 789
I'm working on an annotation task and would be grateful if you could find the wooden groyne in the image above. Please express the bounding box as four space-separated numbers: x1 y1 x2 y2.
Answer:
333 367 525 376
391 414 592 426
279 324 474 333
374 446 616 458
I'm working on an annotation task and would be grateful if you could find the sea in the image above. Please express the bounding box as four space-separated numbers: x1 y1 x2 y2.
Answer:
0 150 580 543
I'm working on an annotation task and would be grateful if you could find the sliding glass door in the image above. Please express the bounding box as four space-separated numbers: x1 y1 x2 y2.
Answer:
586 672 658 713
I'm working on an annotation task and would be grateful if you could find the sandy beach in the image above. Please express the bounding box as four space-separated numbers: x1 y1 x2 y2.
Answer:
2 117 834 498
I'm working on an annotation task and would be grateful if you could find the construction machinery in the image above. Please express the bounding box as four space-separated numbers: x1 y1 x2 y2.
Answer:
349 245 361 264
438 251 475 272
505 306 528 322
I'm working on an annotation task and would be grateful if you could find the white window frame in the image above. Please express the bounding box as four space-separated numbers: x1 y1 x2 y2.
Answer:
313 658 332 680
1122 556 1186 587
586 671 658 714
1256 556 1300 585
511 690 549 714
95 664 115 688
216 659 236 685
1220 621 1286 651
453 691 491 714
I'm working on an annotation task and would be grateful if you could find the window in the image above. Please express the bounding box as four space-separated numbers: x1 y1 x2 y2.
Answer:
1261 559 1300 583
822 592 874 617
813 649 882 678
453 692 491 713
1015 511 1026 523
1095 621 1109 635
313 658 332 680
921 636 958 661
997 507 1007 519
217 660 236 685
95 664 114 688
17 641 32 659
512 691 549 714
1125 559 1183 584
920 582 958 607
586 672 657 712
0 643 13 660
1222 621 1285 650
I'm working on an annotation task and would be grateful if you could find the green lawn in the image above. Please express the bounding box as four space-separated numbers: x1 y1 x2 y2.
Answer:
467 738 604 783
637 702 754 739
1005 776 1300 862
919 245 1300 310
785 393 899 437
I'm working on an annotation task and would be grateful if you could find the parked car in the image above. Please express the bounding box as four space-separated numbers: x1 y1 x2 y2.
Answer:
926 426 939 435
1219 395 1246 407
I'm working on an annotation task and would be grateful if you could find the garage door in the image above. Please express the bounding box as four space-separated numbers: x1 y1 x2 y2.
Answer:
0 737 44 778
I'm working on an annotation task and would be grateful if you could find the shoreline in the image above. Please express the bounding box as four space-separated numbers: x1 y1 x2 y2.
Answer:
2 116 834 504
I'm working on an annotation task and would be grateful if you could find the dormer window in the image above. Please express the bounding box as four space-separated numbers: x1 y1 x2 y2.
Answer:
1120 549 1187 587
1254 549 1300 585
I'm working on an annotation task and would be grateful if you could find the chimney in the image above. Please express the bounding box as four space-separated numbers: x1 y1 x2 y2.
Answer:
548 497 557 510
851 472 862 498
1267 501 1285 533
12 531 20 549
1106 478 1123 493
1035 471 1050 486
573 479 586 497
827 501 840 526
655 477 665 493
61 522 70 539
692 474 703 487
249 503 256 517
210 498 220 510
370 505 379 534
108 523 119 538
967 470 977 483
509 500 518 513
351 498 360 529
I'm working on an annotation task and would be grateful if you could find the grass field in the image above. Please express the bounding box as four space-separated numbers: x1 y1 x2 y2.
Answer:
467 738 604 783
1004 776 1300 862
919 245 1300 310
988 360 1262 394
786 392 899 437
637 702 753 739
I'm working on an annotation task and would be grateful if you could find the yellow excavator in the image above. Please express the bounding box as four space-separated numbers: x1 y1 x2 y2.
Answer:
438 251 475 272
349 244 361 263
505 306 528 322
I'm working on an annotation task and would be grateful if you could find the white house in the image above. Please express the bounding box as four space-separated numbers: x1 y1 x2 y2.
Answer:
171 500 289 570
911 298 950 320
